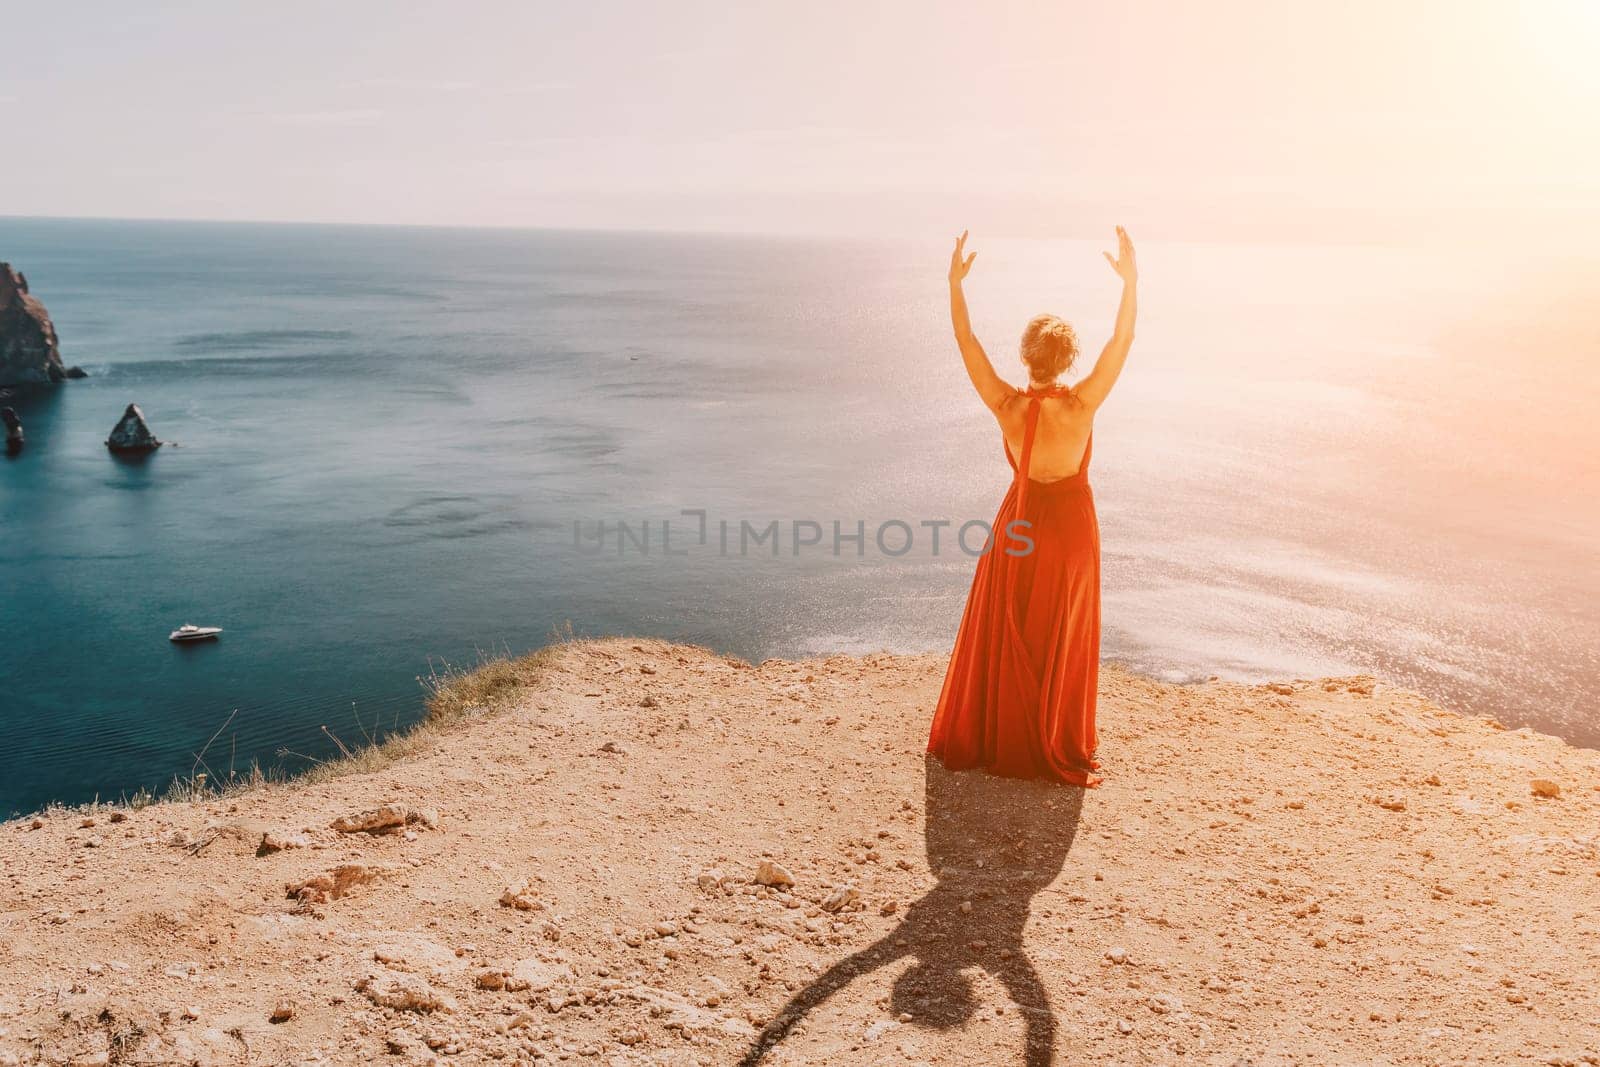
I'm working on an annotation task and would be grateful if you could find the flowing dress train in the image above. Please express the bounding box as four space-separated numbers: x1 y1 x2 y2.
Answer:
927 386 1102 787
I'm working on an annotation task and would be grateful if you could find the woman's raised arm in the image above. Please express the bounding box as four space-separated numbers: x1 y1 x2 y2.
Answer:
1074 226 1138 411
948 231 1015 413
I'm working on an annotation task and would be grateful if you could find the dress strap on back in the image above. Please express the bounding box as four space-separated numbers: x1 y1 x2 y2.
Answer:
1013 396 1042 517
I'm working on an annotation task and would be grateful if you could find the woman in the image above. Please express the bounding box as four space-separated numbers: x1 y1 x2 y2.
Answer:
928 227 1138 788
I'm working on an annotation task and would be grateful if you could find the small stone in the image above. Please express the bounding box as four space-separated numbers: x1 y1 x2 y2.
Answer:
879 900 898 916
270 999 295 1023
1149 993 1181 1014
598 741 627 755
696 869 726 891
356 973 451 1013
286 863 383 904
329 805 408 835
258 830 311 855
1107 947 1128 964
1531 779 1561 799
753 860 795 888
1116 1018 1134 1034
499 881 543 911
959 900 973 914
1373 795 1407 812
29 818 43 830
821 885 860 913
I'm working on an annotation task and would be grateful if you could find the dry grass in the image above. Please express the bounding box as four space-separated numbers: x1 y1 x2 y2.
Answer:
422 645 561 722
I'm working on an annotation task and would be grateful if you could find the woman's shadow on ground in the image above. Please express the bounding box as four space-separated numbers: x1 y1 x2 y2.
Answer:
740 756 1085 1065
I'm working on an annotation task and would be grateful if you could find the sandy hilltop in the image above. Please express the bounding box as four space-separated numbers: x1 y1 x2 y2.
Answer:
1 639 1598 1066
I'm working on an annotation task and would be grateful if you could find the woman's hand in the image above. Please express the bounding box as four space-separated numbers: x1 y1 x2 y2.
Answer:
1102 226 1137 284
948 230 976 285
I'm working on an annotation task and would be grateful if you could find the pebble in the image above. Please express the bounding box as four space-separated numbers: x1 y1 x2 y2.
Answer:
1107 947 1128 964
258 830 310 854
821 885 860 913
753 860 795 888
1149 993 1181 1014
499 881 543 911
1531 779 1561 799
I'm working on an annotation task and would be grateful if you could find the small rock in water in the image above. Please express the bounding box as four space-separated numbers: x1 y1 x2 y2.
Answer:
105 403 162 454
1 407 22 451
1531 779 1561 799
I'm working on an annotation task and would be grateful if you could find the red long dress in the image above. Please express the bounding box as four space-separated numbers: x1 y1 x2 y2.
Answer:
927 386 1102 787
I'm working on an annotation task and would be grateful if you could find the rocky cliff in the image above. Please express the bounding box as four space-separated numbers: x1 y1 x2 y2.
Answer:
0 262 84 384
0 639 1596 1065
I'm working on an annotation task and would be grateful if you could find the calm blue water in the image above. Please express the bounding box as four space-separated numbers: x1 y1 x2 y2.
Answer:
3 218 1597 816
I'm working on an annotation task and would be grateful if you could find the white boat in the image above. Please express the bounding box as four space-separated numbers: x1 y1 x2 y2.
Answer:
169 624 223 643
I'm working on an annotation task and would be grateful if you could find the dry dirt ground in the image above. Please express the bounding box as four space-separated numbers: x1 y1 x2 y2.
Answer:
2 638 1598 1066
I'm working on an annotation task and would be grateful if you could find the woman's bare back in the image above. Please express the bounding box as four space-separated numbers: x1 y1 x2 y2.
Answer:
999 394 1092 482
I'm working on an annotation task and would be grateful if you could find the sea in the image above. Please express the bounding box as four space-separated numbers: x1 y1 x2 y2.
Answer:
2 217 1596 816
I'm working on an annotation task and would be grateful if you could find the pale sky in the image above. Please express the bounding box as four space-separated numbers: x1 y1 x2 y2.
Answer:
2 0 1597 241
